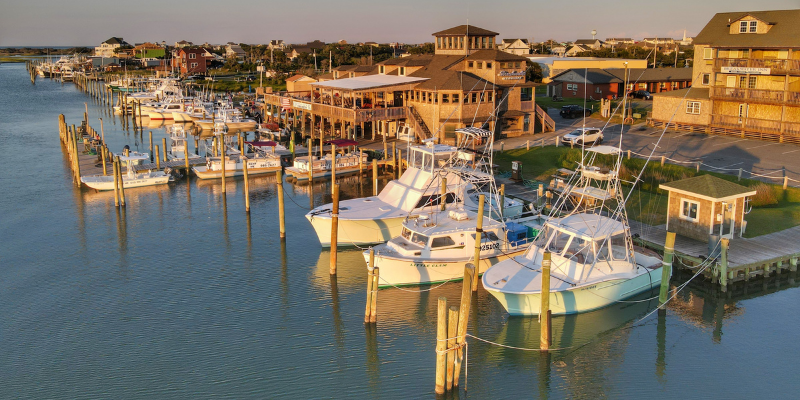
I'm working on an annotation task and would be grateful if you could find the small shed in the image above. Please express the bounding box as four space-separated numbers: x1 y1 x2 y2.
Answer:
660 175 756 241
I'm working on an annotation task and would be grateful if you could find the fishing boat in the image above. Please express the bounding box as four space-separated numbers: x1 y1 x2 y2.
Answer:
81 153 170 191
147 102 187 120
305 140 457 246
481 145 664 316
165 125 201 161
364 127 543 287
285 139 367 181
193 107 256 131
192 140 282 179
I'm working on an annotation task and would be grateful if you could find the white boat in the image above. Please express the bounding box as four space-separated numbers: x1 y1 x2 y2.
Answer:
166 125 201 161
81 153 170 191
194 107 256 131
192 135 282 179
147 102 186 120
305 141 457 246
364 127 542 287
285 139 367 182
482 145 664 316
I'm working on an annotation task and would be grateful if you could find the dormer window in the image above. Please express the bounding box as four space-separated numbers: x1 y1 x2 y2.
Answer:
739 21 748 33
739 20 758 33
750 21 757 32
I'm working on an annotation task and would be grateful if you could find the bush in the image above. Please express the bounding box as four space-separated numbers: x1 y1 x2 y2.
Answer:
748 182 779 207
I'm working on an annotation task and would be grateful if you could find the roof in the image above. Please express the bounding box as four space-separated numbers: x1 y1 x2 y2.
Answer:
605 68 694 82
309 74 429 91
660 175 756 201
432 25 498 37
575 39 602 45
550 68 621 84
466 49 530 62
550 214 626 241
412 70 488 91
286 74 315 82
502 38 529 44
694 10 800 48
652 87 709 99
502 110 526 118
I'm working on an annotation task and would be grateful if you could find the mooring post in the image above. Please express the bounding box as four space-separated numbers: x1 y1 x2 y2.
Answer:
242 154 250 213
359 149 363 174
372 158 378 196
162 137 168 163
365 249 376 323
331 143 337 192
434 297 447 394
446 305 459 391
499 184 505 220
101 145 108 176
155 145 161 170
221 136 227 194
440 177 447 211
720 238 729 290
452 263 475 387
472 195 485 291
540 251 552 350
149 131 154 162
369 267 379 323
392 142 397 178
659 231 676 314
307 138 313 182
99 118 105 144
112 158 120 207
184 142 190 178
527 140 530 151
116 156 126 207
330 184 340 275
277 170 286 239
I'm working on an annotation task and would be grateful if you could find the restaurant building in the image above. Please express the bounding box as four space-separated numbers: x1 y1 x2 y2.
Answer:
262 25 554 144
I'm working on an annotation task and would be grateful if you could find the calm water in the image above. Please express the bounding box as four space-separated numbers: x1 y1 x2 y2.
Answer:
2 63 800 399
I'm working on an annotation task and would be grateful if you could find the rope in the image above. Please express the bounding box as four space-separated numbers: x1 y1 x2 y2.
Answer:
378 275 459 292
465 333 571 352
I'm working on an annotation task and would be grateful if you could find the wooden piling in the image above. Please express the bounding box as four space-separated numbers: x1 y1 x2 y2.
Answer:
392 142 397 178
784 176 789 190
307 138 313 182
221 136 227 194
331 143 337 192
660 155 665 166
184 141 190 178
434 297 447 394
452 263 475 387
116 156 126 207
277 170 286 238
372 158 378 196
243 153 251 213
155 145 161 170
101 145 108 176
330 184 340 275
720 238 729 289
472 194 485 291
446 305 459 390
99 118 105 143
540 251 552 350
499 184 505 219
365 249 376 323
149 131 154 161
658 232 676 314
359 149 363 174
162 137 168 162
112 158 120 207
440 178 447 211
369 267 379 323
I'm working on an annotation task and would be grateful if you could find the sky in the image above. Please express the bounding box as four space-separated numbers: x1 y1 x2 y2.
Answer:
1 0 798 46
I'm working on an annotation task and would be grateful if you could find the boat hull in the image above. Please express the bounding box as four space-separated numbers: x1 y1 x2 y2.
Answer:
483 267 664 316
285 165 364 180
365 248 528 287
148 111 174 120
306 214 405 247
192 165 281 179
172 112 193 122
81 174 170 191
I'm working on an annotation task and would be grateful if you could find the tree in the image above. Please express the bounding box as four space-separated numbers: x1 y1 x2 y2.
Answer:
408 43 435 55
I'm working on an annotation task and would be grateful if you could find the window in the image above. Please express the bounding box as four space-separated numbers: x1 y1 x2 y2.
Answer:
748 76 756 88
739 76 756 89
567 83 576 91
660 82 667 89
750 20 757 33
437 37 442 49
452 94 459 103
477 62 483 69
515 62 521 68
487 91 493 102
739 21 748 33
686 101 701 114
486 62 492 69
703 48 713 60
702 73 710 85
595 87 602 94
468 61 474 68
434 93 438 104
431 236 457 249
379 66 385 74
422 92 427 102
442 94 449 103
190 62 198 69
681 199 699 221
189 53 196 59
471 92 477 103
399 67 405 75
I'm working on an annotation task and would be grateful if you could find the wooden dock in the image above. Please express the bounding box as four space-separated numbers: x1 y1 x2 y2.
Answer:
631 220 800 289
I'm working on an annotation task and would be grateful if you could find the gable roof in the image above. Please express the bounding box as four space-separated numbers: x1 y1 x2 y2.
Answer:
652 87 709 100
433 25 498 37
551 68 621 84
412 70 489 91
286 74 315 82
660 175 756 201
103 37 126 45
575 39 602 45
605 68 694 82
466 49 530 62
502 38 529 44
694 9 800 48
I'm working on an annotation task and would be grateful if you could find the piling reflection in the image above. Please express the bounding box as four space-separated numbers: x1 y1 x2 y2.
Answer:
656 312 667 383
329 275 346 361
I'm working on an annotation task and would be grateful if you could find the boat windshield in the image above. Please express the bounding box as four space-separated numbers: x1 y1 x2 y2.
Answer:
402 228 429 246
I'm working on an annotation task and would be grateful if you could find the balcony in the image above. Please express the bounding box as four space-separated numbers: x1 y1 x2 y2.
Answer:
262 92 406 123
711 114 800 135
714 58 800 75
709 86 800 106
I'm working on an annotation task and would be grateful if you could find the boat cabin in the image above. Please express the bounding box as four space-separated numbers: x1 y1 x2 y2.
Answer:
407 140 457 173
388 210 507 259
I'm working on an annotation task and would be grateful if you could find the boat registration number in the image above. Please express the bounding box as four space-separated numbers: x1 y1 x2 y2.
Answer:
480 242 499 251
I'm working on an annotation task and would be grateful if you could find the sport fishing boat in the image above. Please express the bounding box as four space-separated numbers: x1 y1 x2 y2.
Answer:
481 145 664 316
192 140 282 179
165 125 201 161
364 127 543 287
286 139 367 181
194 107 256 131
81 153 170 190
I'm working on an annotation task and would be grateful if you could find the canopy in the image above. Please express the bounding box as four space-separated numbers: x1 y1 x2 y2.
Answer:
325 139 358 147
246 141 277 147
310 75 428 91
455 127 493 138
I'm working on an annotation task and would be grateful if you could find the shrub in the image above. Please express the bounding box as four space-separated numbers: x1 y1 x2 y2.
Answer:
748 182 778 207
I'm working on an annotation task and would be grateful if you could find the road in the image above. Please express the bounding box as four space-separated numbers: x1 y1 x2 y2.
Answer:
497 108 800 186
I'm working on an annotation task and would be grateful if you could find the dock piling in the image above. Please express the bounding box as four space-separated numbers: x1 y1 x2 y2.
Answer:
243 153 250 213
540 252 552 350
446 305 459 390
434 297 447 394
472 194 485 291
277 170 286 238
365 249 376 323
659 232 676 314
162 137 168 163
112 158 120 207
330 184 340 275
155 145 161 170
149 131 154 162
452 263 475 387
372 159 378 196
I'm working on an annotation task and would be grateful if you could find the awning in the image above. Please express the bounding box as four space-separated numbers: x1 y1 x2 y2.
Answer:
455 127 493 138
310 75 429 92
325 139 359 147
246 141 277 147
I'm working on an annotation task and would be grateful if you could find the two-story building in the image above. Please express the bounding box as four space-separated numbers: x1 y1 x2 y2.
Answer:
499 39 531 56
95 37 129 58
262 25 552 144
650 10 800 143
172 48 213 75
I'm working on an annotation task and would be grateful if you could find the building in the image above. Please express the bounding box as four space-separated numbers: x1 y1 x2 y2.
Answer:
650 10 800 143
574 39 604 50
605 38 635 46
528 56 649 83
660 175 755 241
94 37 129 58
226 43 246 60
268 40 287 51
643 37 676 46
175 40 194 48
286 74 317 92
499 39 531 56
431 25 498 56
565 44 593 57
262 24 551 144
549 68 693 99
133 42 165 59
172 48 213 75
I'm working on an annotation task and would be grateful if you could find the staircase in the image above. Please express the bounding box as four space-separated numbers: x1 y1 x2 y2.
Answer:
407 106 433 141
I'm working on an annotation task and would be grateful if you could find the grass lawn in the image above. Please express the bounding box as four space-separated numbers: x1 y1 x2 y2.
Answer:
535 96 601 112
0 57 28 63
494 146 800 237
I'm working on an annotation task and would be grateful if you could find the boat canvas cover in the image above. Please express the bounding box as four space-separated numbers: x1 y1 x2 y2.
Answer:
455 127 493 138
551 214 625 240
324 139 358 147
377 168 432 212
246 141 277 147
587 145 621 155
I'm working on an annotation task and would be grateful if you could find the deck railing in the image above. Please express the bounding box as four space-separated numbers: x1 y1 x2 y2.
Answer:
714 58 800 74
709 86 793 105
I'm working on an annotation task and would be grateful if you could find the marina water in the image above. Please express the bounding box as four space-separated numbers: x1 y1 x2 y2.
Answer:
2 62 800 398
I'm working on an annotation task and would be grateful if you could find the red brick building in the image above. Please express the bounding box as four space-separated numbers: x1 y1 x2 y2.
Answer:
172 48 213 75
549 68 693 99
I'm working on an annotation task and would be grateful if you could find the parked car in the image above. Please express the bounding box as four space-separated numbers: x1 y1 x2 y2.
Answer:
560 105 592 119
561 128 604 146
628 90 652 100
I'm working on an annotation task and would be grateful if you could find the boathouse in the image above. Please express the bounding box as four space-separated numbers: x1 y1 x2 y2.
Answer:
660 175 756 241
